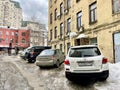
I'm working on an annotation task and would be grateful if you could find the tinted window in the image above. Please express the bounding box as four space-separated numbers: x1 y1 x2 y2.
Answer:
40 50 55 56
69 47 101 57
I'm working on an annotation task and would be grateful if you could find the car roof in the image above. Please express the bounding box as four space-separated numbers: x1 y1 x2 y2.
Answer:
70 45 98 49
43 49 60 50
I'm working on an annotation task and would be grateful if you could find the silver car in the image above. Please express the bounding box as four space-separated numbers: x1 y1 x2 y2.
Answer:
36 49 65 68
20 47 32 60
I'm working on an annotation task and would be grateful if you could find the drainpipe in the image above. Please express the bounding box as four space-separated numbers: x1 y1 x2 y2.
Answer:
63 0 66 54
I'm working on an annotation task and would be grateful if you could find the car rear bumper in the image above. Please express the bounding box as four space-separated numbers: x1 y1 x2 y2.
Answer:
36 60 54 66
65 70 109 80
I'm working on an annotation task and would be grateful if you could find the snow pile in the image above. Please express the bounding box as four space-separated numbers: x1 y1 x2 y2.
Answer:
95 62 120 90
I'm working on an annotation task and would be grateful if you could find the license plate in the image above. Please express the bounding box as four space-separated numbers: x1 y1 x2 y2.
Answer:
78 61 93 66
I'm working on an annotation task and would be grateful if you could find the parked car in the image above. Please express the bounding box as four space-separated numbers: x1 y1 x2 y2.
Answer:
26 46 51 63
64 45 109 81
20 47 32 60
36 49 65 68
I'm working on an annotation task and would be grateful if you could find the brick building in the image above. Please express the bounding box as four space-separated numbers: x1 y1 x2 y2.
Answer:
0 27 30 49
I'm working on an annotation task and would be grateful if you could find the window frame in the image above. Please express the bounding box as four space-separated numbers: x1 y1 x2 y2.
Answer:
67 0 71 9
50 13 52 24
50 29 52 40
77 11 82 30
54 26 57 39
67 18 71 33
76 0 80 3
89 2 97 24
60 3 63 15
112 0 120 13
54 8 57 20
60 23 63 38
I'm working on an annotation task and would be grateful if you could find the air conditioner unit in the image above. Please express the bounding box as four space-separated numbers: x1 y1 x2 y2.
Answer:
57 13 61 19
64 9 68 15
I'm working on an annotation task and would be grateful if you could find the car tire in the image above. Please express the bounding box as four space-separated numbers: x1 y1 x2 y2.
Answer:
65 73 72 81
55 60 60 68
31 59 36 63
28 59 36 63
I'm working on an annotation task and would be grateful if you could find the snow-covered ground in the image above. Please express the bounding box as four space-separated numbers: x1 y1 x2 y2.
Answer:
95 62 120 90
1 55 120 90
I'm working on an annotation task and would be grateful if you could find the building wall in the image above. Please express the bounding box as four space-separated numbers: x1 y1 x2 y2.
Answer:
0 28 30 48
0 0 22 28
48 0 120 62
22 21 47 46
18 29 30 48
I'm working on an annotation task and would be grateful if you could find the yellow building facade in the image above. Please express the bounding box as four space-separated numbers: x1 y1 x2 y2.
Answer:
48 0 120 63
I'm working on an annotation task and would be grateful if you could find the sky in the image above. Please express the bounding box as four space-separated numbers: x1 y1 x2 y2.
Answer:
13 0 48 26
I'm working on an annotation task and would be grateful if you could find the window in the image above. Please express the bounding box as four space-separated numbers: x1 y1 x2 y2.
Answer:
113 0 120 13
60 44 62 52
54 45 56 49
6 38 8 43
6 31 9 35
90 37 97 45
40 49 55 56
67 0 71 9
60 23 63 38
77 11 82 30
49 0 52 7
67 42 70 53
54 8 57 20
50 30 52 40
22 38 25 43
50 13 52 24
76 0 80 2
69 47 101 57
22 32 26 36
54 26 57 39
60 3 63 15
0 31 2 36
11 32 14 36
67 18 71 33
54 0 57 3
89 2 97 23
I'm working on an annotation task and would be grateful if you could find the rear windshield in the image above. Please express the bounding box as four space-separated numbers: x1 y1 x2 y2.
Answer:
69 47 101 57
39 50 55 56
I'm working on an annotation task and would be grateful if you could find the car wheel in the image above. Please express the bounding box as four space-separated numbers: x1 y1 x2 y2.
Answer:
65 73 72 81
31 59 36 63
55 60 60 68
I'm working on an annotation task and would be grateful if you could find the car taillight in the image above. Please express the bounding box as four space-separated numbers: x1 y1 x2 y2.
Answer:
102 58 108 64
64 60 70 65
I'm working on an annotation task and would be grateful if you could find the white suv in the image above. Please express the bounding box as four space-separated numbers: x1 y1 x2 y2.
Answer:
64 45 109 81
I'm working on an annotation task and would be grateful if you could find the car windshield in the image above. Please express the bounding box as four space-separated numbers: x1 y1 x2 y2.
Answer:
39 50 55 56
69 47 101 57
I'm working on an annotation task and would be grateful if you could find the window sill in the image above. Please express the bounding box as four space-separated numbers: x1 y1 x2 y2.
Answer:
89 20 97 25
112 11 120 16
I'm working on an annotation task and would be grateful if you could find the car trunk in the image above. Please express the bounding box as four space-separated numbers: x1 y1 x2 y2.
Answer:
69 56 103 72
37 55 53 61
